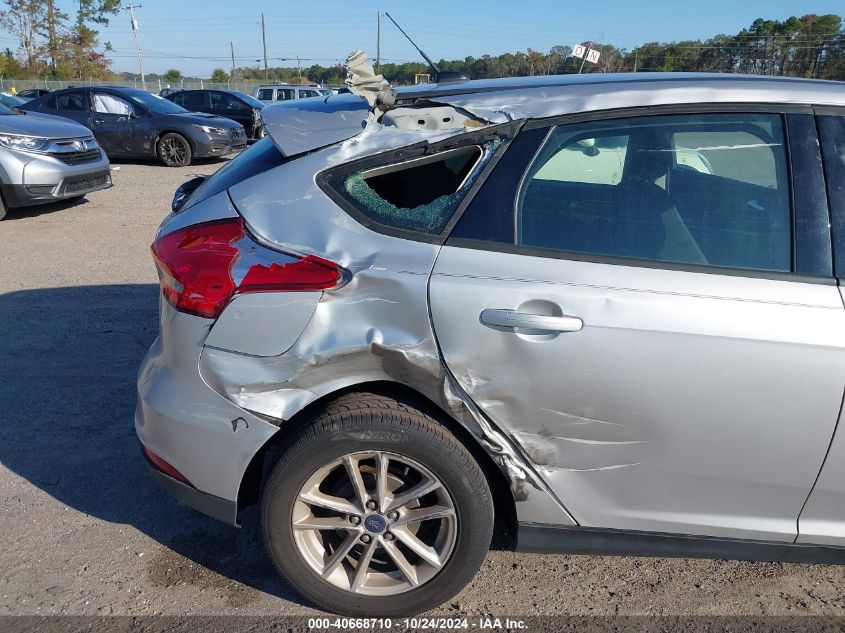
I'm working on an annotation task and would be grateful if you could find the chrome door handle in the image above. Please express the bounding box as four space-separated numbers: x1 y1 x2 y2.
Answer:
480 309 583 333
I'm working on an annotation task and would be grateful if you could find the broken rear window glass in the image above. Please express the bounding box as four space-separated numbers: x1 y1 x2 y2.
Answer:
326 144 493 235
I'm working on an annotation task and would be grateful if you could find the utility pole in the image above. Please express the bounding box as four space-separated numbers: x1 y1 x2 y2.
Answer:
125 4 145 89
46 0 57 75
230 41 236 81
376 12 380 74
261 13 268 81
633 49 638 72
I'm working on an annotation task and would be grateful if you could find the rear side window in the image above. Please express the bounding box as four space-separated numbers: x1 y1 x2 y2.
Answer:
819 114 845 277
257 88 274 100
276 88 295 101
181 91 207 109
56 91 87 111
454 113 791 272
323 144 491 235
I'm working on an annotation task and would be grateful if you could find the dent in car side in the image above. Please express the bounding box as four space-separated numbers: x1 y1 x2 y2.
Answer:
184 133 575 527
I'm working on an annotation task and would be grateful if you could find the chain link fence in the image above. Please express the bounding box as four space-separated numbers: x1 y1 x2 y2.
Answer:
0 77 316 95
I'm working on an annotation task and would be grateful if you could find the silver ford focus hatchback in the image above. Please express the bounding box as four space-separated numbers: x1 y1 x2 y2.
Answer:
137 70 845 615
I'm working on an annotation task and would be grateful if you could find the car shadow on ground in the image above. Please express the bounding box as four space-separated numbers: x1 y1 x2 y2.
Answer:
3 195 90 221
0 284 305 607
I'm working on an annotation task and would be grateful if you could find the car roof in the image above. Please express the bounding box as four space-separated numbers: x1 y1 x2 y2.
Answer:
396 71 845 99
391 72 845 121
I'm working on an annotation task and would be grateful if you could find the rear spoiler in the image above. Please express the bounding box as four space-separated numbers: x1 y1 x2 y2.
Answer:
260 94 371 158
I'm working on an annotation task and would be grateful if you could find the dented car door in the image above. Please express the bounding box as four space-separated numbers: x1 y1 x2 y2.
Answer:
429 111 845 542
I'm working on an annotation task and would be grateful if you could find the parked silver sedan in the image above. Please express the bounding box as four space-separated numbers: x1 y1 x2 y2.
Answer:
137 72 845 615
0 103 111 219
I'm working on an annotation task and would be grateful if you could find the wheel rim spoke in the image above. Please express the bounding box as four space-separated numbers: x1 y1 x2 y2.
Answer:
293 516 351 531
391 526 446 569
343 455 369 511
376 452 390 512
322 531 359 578
392 504 455 527
381 537 419 587
351 538 379 592
299 489 359 515
387 476 441 512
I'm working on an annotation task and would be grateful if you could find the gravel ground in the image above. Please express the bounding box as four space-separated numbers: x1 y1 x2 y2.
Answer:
2 159 845 625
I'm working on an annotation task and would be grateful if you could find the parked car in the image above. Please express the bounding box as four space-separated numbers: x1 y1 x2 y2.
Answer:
137 72 845 616
19 86 246 166
252 83 327 103
16 88 50 102
164 89 265 140
0 93 26 108
0 101 111 220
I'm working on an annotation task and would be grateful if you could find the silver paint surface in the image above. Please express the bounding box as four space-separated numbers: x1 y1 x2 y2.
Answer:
429 246 845 541
135 300 279 502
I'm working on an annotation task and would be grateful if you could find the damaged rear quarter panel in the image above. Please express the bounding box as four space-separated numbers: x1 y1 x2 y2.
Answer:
197 128 574 526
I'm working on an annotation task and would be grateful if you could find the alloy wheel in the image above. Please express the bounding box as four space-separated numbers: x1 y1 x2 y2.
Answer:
291 450 457 596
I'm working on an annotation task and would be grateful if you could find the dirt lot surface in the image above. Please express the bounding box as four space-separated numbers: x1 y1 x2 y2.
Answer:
3 159 845 625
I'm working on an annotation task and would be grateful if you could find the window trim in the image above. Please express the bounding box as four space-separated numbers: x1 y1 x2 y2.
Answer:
315 120 523 245
444 102 833 283
815 106 845 282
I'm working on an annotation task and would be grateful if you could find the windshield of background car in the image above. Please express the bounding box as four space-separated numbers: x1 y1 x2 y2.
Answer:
182 137 284 211
125 90 187 114
235 92 265 109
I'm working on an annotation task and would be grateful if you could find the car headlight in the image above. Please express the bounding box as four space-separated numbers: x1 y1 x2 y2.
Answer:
193 124 229 136
0 134 52 153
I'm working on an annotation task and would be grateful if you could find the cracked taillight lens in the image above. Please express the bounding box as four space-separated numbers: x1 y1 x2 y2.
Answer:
151 217 342 319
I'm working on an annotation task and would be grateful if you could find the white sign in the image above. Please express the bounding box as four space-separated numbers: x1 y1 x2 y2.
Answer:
572 44 586 59
586 48 601 63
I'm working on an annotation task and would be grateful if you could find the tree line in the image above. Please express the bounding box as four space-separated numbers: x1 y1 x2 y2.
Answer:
232 14 845 85
1 7 842 85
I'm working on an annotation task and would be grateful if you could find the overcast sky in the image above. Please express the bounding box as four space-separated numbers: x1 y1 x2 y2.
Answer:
0 1 842 77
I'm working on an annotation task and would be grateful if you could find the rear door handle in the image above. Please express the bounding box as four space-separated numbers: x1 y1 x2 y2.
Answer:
480 309 583 333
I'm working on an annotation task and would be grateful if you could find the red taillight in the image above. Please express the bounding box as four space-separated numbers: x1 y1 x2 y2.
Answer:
141 443 194 487
151 218 342 319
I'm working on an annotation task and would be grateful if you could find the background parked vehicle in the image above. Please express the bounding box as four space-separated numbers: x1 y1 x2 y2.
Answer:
252 83 328 103
16 88 51 102
164 89 265 140
19 86 247 167
0 93 26 108
0 101 111 220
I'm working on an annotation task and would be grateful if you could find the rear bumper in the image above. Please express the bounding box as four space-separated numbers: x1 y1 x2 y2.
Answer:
135 305 279 519
145 462 238 525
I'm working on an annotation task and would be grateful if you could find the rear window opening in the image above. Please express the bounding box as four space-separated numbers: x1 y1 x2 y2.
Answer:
327 144 488 235
362 146 482 208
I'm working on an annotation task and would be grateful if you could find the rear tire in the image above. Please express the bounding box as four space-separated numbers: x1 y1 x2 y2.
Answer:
157 133 192 167
260 393 493 616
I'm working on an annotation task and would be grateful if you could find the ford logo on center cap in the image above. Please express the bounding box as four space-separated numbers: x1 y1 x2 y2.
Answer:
364 514 387 533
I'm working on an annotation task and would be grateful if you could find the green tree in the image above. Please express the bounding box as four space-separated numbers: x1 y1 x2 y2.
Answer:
162 68 182 83
0 0 49 71
210 67 229 83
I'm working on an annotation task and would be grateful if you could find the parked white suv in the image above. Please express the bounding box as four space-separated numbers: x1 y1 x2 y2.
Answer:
252 84 330 103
